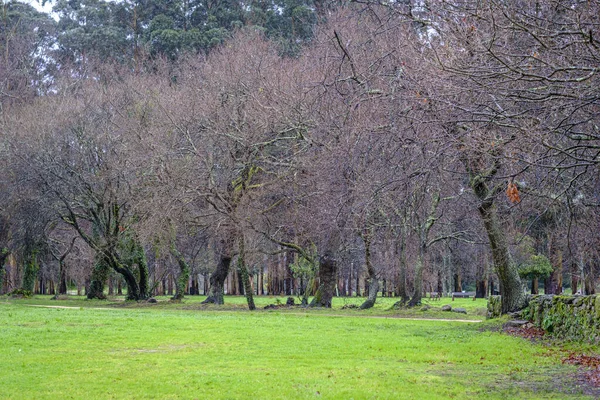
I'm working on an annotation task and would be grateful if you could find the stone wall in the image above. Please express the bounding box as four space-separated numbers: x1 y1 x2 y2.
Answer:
523 295 600 342
487 295 502 319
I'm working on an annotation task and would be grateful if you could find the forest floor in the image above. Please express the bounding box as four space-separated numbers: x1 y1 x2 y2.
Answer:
1 295 598 399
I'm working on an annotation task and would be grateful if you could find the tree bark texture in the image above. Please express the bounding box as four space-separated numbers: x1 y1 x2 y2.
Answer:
393 239 410 307
478 201 525 313
360 233 378 309
202 231 235 305
408 192 440 307
544 233 563 294
87 254 110 299
137 253 150 300
464 149 525 313
170 244 190 301
309 251 338 308
571 262 578 294
408 252 425 307
237 235 255 310
0 249 9 295
531 277 539 295
58 259 68 295
475 280 488 298
110 257 142 300
21 249 39 293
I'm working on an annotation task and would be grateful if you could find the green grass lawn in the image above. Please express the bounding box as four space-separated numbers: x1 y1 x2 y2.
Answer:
3 294 489 319
0 295 595 399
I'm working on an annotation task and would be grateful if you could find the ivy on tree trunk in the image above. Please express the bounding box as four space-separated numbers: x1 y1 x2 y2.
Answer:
87 254 110 299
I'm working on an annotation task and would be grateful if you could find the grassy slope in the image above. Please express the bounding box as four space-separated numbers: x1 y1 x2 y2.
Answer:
0 295 593 399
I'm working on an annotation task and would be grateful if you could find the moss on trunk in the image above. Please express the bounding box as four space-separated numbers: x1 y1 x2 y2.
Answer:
478 200 525 313
309 251 337 308
170 244 190 301
237 236 255 310
87 254 110 299
463 148 525 314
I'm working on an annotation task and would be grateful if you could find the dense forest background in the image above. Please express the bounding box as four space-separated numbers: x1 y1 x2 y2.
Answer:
1 0 598 313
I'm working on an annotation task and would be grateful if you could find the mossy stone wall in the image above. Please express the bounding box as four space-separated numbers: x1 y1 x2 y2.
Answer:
487 295 502 319
523 295 600 342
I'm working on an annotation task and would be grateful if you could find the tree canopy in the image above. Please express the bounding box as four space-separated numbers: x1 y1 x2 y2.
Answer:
1 0 599 313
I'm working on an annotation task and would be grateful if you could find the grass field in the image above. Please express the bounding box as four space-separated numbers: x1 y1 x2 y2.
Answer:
0 295 596 399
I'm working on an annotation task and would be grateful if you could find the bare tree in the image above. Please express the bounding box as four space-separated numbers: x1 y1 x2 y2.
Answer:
3 67 167 300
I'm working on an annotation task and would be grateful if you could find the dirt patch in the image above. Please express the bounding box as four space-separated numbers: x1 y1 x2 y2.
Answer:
563 353 600 393
503 324 546 342
503 323 600 397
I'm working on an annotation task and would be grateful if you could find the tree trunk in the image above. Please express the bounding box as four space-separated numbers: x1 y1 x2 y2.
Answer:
571 262 578 294
0 249 8 295
237 235 255 310
436 269 443 296
108 276 115 295
583 258 596 295
475 280 488 298
361 277 379 309
0 268 5 295
132 240 149 300
138 261 149 300
58 261 67 294
22 249 39 293
360 232 378 309
92 237 149 301
474 251 487 298
408 252 425 307
202 232 235 305
394 239 409 306
112 260 142 300
237 268 245 296
453 272 462 293
56 238 76 295
170 244 190 301
545 234 563 294
462 141 525 313
87 254 110 299
309 251 338 308
478 200 525 313
531 277 539 295
167 275 173 295
408 192 440 307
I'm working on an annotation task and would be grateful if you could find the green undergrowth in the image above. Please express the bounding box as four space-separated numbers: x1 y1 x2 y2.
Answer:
0 299 596 399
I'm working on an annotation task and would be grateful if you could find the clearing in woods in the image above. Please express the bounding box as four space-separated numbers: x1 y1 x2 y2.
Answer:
0 295 596 399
